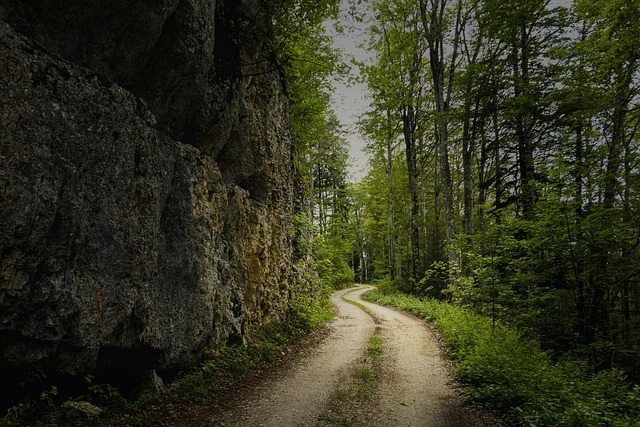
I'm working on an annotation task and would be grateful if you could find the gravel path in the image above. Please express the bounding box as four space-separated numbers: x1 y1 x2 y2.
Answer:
350 287 501 427
214 286 505 427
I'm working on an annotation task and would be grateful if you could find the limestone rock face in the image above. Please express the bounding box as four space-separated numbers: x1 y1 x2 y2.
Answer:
0 0 292 391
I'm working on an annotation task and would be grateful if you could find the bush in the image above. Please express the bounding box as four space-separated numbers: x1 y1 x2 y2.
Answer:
288 259 335 336
364 288 640 426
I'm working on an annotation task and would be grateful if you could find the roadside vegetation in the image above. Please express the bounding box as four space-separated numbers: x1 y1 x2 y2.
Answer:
1 284 334 427
347 0 640 394
364 284 640 427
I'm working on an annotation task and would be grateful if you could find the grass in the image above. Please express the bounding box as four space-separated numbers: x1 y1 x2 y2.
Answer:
321 326 384 426
366 333 383 361
364 287 640 427
341 293 381 324
352 368 372 381
341 296 373 316
321 413 350 426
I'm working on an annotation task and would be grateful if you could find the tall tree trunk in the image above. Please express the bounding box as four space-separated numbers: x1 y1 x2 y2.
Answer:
620 59 636 342
590 60 633 356
575 123 584 217
420 0 464 272
603 102 626 209
477 122 488 231
573 122 589 341
433 165 443 261
622 133 632 339
437 117 457 266
386 110 396 280
402 103 421 287
513 22 536 219
493 106 503 210
462 86 479 237
461 15 482 237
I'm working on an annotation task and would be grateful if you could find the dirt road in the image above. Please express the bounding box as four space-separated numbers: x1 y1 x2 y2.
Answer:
215 286 503 427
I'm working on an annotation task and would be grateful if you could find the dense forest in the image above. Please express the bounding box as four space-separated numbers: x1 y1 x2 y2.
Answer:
2 0 639 424
297 0 640 383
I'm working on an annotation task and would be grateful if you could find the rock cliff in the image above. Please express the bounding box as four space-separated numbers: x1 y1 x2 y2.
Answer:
0 0 292 397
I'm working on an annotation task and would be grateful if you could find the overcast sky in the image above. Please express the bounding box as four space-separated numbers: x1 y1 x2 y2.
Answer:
328 0 573 182
328 0 372 183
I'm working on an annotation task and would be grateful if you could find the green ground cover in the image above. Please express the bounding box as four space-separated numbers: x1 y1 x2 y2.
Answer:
364 287 640 427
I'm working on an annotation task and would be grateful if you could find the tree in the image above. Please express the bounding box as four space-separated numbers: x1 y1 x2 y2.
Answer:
362 0 430 286
419 0 468 271
360 107 400 279
569 0 640 363
355 0 640 379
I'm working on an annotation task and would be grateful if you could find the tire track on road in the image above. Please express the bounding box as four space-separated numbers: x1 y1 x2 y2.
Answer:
216 286 504 427
351 287 505 427
215 287 376 427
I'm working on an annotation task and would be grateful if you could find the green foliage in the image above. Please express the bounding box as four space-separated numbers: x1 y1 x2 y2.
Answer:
38 386 58 412
452 195 640 373
288 257 336 335
264 0 345 183
370 276 399 295
2 404 27 427
199 340 281 383
357 0 640 383
80 375 126 410
314 235 355 289
366 334 383 361
266 0 358 292
2 382 123 426
358 150 425 283
365 289 640 426
1 380 125 427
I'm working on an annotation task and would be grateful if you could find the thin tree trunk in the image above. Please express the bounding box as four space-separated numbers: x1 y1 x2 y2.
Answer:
477 125 488 231
575 124 584 217
594 61 633 345
573 123 589 341
461 88 476 236
493 106 502 211
621 95 636 340
603 104 625 209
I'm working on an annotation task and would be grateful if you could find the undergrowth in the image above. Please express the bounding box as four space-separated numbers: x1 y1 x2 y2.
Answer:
2 290 334 427
364 287 640 427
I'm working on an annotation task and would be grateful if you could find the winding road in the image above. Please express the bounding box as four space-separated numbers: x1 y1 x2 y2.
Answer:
215 286 503 427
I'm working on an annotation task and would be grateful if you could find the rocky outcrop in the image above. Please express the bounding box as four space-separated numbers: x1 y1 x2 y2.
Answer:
0 0 292 397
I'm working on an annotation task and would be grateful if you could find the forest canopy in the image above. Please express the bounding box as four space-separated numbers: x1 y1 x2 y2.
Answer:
256 0 636 388
342 0 640 380
263 0 640 388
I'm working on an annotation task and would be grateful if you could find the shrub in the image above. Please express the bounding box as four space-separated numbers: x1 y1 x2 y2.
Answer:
288 259 335 336
364 288 640 426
